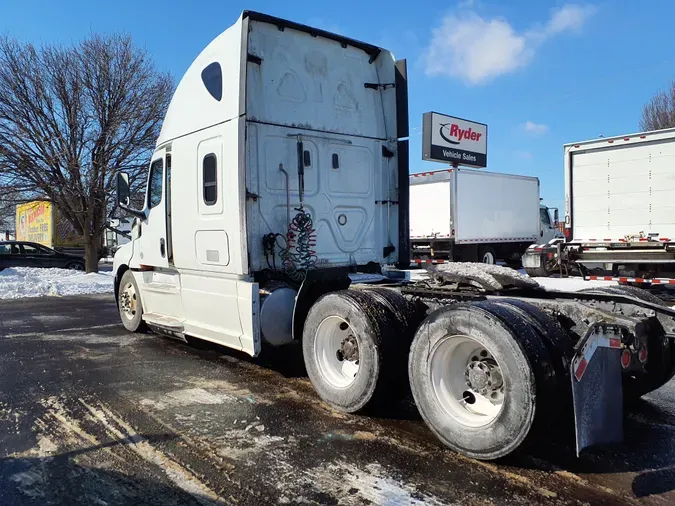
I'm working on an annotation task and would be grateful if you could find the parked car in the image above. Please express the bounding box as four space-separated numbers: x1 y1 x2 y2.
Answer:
0 241 85 271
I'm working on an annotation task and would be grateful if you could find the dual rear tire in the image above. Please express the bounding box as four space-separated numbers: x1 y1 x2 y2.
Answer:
408 301 565 460
302 289 418 413
303 289 566 460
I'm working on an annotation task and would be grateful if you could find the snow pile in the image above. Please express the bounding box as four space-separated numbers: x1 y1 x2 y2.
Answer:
533 276 616 292
407 265 618 292
425 262 540 291
0 267 114 299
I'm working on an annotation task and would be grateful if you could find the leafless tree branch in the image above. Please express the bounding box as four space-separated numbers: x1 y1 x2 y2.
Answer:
640 82 675 131
0 34 173 271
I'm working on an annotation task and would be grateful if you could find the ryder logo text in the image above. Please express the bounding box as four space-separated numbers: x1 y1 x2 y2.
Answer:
439 123 483 145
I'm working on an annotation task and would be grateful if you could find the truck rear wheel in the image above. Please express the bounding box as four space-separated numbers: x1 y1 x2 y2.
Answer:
479 246 497 265
524 265 550 278
118 270 147 333
302 290 400 413
408 302 555 460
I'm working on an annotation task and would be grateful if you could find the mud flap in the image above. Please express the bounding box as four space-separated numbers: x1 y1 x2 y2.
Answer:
571 326 624 456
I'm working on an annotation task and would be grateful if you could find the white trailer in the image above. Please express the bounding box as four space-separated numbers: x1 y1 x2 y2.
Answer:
524 128 675 281
410 168 559 265
112 11 675 461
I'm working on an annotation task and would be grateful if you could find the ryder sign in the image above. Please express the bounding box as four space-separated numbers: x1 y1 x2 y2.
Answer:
422 112 487 168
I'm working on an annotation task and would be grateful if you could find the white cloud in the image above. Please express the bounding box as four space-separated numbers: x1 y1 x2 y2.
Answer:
544 4 598 35
424 4 596 84
522 121 549 135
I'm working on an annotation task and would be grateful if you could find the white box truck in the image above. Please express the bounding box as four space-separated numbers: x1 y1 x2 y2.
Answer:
523 128 675 282
112 11 675 461
410 168 560 265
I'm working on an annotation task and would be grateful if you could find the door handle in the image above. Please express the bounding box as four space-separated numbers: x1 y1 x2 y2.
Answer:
540 230 544 237
160 238 166 258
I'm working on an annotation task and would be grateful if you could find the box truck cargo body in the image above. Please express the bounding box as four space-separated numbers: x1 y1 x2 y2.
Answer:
409 168 555 264
524 127 675 280
566 128 675 241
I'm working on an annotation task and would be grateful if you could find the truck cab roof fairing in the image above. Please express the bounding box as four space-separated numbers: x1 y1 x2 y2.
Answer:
156 11 385 147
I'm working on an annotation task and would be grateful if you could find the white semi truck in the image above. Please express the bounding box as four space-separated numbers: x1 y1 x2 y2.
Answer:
523 128 675 282
409 168 561 265
113 11 675 461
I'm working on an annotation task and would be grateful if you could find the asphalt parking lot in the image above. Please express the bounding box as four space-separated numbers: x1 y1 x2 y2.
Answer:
2 294 675 505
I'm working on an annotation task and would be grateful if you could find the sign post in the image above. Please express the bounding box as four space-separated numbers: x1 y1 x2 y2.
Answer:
422 112 488 168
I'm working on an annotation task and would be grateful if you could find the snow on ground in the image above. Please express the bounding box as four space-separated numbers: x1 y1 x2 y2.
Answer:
0 267 114 300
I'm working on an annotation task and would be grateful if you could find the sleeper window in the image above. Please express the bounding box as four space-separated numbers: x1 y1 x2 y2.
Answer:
203 154 217 206
201 62 223 101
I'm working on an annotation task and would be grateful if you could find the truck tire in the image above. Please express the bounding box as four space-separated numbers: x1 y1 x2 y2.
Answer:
118 270 147 333
493 299 573 401
524 265 550 278
302 290 400 413
361 287 422 393
479 246 497 265
408 302 556 460
580 286 675 400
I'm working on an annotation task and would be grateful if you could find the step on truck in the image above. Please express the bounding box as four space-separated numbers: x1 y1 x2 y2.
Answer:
409 168 562 266
523 128 675 282
113 11 675 460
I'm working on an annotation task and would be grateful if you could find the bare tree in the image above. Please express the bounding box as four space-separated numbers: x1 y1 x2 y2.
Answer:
640 82 675 131
0 34 173 271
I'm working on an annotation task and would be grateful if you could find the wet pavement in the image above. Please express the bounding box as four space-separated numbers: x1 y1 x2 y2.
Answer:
1 294 675 505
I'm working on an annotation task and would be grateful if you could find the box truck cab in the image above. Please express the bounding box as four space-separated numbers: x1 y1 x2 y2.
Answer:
540 204 562 244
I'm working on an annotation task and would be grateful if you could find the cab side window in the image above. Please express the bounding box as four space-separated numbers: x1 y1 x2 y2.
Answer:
148 159 164 209
203 154 217 206
540 208 551 227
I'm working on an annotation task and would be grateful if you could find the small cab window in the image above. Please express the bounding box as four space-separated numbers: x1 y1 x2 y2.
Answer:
540 208 552 227
203 154 217 206
0 244 12 255
201 62 222 101
148 159 164 209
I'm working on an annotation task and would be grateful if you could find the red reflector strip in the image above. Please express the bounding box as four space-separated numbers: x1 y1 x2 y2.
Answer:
624 137 630 141
574 358 588 381
584 276 675 284
661 238 670 242
609 338 621 349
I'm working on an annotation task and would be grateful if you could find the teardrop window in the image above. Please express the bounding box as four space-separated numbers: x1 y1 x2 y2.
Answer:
201 62 222 101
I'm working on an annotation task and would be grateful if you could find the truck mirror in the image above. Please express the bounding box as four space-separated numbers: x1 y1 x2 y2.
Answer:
117 172 130 208
554 208 559 224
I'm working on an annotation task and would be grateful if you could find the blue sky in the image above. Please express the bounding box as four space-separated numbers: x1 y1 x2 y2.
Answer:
3 0 675 210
